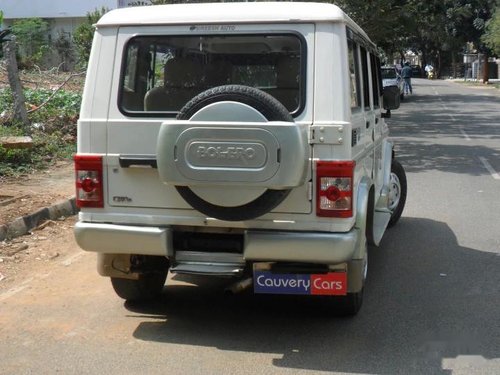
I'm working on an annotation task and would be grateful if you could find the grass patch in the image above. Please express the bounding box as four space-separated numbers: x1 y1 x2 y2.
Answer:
0 87 79 177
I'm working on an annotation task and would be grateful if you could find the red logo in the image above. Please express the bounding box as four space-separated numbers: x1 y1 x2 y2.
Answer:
311 273 347 295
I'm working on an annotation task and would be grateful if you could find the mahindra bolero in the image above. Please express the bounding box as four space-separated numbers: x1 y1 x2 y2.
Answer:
74 2 406 316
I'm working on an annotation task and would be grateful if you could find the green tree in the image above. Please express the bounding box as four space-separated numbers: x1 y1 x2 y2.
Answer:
482 6 500 55
335 0 406 51
11 18 49 68
73 7 109 67
326 0 496 79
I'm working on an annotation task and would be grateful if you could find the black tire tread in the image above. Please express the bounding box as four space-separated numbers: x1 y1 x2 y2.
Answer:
111 272 167 301
178 85 293 122
388 159 407 227
175 186 290 222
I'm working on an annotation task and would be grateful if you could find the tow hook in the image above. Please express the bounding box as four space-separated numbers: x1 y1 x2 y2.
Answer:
225 277 253 294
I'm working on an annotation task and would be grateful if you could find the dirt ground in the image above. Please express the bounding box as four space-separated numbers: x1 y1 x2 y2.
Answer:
0 161 77 289
0 67 84 289
0 67 86 93
0 160 75 224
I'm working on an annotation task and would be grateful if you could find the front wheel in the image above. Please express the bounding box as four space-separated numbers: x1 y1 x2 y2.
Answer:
388 159 407 227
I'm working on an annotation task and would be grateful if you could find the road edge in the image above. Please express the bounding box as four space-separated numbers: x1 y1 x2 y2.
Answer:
0 197 79 242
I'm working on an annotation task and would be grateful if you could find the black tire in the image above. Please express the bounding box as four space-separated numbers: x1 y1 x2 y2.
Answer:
175 85 294 222
323 254 367 317
334 289 364 317
111 272 167 301
175 186 290 222
388 159 407 227
178 85 293 122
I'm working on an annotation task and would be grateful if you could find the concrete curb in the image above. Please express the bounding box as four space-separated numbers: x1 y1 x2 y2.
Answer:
0 197 79 242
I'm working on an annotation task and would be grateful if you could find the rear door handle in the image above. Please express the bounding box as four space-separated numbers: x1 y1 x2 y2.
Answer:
119 155 157 168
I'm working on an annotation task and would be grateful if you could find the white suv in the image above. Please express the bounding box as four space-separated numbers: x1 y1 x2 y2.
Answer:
74 2 406 316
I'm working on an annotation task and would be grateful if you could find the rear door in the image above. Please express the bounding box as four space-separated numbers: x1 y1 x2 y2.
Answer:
105 25 314 215
369 53 386 195
348 38 373 176
359 46 375 177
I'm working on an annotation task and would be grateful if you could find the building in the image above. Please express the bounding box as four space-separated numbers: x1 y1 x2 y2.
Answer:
0 0 151 68
2 0 111 37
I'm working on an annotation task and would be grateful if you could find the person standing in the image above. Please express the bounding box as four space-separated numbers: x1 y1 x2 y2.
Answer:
401 62 413 94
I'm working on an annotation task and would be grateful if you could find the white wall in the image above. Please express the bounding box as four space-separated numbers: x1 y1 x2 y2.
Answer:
49 17 85 37
0 0 118 19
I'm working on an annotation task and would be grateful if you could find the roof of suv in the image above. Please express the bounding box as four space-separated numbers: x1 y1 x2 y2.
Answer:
97 2 369 40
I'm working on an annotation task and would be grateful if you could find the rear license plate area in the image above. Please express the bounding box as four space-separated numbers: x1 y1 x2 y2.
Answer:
253 268 347 296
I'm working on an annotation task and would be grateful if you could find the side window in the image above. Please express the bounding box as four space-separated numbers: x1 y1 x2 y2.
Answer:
148 45 174 90
123 43 139 92
359 46 370 110
370 53 380 108
347 40 361 110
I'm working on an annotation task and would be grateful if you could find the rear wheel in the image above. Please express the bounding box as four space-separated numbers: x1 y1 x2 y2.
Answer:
326 243 367 317
336 289 364 316
111 272 167 301
110 255 169 301
388 159 407 227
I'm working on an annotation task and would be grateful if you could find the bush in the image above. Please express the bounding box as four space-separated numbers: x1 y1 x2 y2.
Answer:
11 18 49 69
0 87 80 176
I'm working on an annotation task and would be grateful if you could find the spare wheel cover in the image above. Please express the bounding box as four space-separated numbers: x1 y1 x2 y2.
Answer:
176 85 294 221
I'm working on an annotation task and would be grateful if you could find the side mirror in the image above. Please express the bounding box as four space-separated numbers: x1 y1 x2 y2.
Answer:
383 85 400 111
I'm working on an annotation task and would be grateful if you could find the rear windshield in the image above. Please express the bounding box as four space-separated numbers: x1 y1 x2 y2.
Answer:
119 34 304 116
381 68 397 79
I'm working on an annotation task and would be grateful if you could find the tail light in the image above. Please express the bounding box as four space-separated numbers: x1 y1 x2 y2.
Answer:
74 155 104 208
316 160 355 218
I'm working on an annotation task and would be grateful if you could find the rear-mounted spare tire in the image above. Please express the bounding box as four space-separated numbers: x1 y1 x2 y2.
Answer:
175 85 294 221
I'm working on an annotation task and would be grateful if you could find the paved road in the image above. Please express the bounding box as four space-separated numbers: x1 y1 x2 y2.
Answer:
1 79 499 374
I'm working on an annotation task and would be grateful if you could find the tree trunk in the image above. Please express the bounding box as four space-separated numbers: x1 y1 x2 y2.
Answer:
437 51 441 79
2 37 30 133
482 52 489 84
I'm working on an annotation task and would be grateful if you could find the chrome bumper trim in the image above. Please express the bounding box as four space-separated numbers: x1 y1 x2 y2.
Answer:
75 222 360 265
245 229 359 264
74 222 169 256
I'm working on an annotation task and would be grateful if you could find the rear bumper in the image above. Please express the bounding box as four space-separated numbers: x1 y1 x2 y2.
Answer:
74 221 361 265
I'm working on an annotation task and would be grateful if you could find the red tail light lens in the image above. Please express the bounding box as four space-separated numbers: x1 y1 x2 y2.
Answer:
74 155 104 208
316 161 355 217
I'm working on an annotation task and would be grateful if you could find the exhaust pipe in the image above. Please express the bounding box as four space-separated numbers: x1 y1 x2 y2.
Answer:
225 277 253 294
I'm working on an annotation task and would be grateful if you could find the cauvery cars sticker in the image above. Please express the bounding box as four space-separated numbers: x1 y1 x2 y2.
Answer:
253 271 347 296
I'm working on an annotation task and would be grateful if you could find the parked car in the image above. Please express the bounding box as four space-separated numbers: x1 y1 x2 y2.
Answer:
74 2 407 316
411 65 423 78
381 66 404 100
